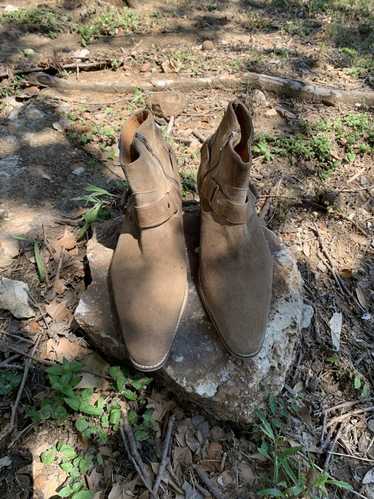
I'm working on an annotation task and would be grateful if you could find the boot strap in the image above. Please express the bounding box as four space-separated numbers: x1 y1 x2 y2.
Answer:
135 187 180 228
201 178 251 225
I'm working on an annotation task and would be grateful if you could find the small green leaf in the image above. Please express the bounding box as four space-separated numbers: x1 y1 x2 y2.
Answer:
79 456 91 474
256 411 275 441
130 377 152 391
76 417 89 433
258 440 269 458
80 388 93 401
72 490 94 499
57 443 77 461
85 184 114 197
58 485 74 497
60 462 74 474
80 400 104 417
353 375 362 390
71 480 84 492
101 414 109 428
34 241 46 282
127 410 138 425
135 428 149 442
64 396 81 412
109 406 121 427
108 366 126 392
83 203 103 225
41 447 56 465
122 388 137 401
258 488 283 497
327 479 353 491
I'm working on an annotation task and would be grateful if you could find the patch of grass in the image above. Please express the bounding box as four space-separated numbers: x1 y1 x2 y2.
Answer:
253 113 373 180
74 184 116 239
180 171 197 198
0 75 25 99
77 6 139 46
255 397 353 497
128 87 145 111
0 7 71 38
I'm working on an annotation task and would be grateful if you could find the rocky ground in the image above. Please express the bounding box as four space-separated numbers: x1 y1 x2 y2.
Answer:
0 0 373 498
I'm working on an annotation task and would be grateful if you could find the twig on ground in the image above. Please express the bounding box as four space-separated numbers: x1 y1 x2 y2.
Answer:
328 451 374 464
3 343 111 380
320 410 328 447
8 422 34 449
121 413 154 494
166 116 175 136
192 130 206 143
326 399 374 414
0 335 41 445
153 414 175 496
327 406 374 428
51 247 65 299
193 465 228 499
167 463 183 490
324 423 342 470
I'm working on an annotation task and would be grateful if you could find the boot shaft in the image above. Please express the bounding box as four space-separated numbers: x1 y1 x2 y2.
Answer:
198 100 257 225
118 110 181 229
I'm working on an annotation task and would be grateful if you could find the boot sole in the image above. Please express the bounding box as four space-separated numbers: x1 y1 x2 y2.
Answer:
198 274 263 359
129 281 189 372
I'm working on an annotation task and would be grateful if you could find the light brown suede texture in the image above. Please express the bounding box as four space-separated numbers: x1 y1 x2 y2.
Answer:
197 100 273 357
109 111 188 371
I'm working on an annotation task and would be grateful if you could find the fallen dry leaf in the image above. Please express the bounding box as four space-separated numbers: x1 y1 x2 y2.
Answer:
53 278 66 295
173 447 193 467
54 227 77 252
45 300 72 323
81 352 110 377
87 468 103 491
238 462 255 484
45 337 89 362
217 469 234 488
75 372 102 390
356 286 368 309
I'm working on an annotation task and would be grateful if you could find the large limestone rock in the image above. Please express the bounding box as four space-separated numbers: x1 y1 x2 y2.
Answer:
75 206 304 424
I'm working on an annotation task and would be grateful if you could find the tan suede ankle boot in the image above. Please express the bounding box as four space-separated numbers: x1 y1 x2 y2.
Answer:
197 100 273 358
109 110 188 372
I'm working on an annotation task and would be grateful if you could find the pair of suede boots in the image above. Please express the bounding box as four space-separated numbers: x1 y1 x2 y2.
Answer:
109 100 273 372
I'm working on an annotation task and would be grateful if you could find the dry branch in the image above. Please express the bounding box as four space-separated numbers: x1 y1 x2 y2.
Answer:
153 415 175 496
0 335 41 446
27 71 374 106
193 465 228 499
120 421 155 496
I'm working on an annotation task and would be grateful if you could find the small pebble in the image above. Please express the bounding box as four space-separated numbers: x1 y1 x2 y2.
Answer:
72 166 85 176
202 40 214 51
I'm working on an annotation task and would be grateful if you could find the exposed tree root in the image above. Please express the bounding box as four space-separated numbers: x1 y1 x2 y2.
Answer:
28 71 374 106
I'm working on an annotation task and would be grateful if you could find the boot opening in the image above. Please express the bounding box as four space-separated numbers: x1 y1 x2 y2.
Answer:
232 101 253 163
119 110 149 164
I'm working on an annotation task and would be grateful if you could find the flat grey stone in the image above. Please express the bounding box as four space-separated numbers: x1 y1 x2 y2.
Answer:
74 207 304 423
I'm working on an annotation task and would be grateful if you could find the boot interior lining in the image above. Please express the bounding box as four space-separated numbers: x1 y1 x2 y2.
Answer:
233 102 252 163
119 111 148 164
